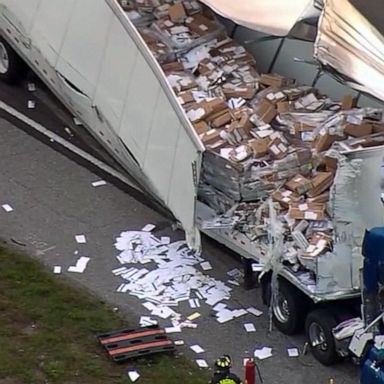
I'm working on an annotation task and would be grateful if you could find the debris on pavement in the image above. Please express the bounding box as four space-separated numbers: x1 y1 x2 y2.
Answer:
190 344 205 354
128 370 140 382
75 234 87 244
68 256 90 273
112 229 246 324
27 100 35 109
1 204 13 212
27 82 36 92
91 180 107 187
141 224 156 232
97 325 175 362
287 347 300 357
196 359 209 368
244 323 256 332
254 347 273 360
53 266 62 274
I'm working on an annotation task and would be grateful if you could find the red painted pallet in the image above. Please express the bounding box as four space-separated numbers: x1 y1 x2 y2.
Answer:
97 325 175 362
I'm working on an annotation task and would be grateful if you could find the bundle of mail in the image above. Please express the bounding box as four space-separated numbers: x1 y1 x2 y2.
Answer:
117 1 384 277
113 229 257 324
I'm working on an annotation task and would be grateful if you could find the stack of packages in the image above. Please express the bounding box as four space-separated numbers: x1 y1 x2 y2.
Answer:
117 0 384 274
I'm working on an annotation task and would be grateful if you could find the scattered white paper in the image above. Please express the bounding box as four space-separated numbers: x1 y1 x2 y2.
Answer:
112 230 234 323
75 235 87 244
244 323 256 332
189 298 200 309
68 257 90 273
27 100 35 109
53 266 62 274
141 224 156 232
73 117 82 125
287 348 299 357
196 359 208 368
92 180 107 187
27 82 36 92
128 370 140 382
187 312 201 321
247 307 263 317
139 316 157 327
228 280 240 286
165 326 181 333
190 345 205 354
2 204 13 212
254 347 273 360
213 303 227 312
200 261 212 271
174 340 184 345
161 236 170 244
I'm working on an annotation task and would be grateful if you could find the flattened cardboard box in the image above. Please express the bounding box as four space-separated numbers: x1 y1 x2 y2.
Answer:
344 123 373 138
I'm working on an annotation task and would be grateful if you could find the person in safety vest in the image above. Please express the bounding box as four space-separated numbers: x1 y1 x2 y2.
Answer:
210 355 243 384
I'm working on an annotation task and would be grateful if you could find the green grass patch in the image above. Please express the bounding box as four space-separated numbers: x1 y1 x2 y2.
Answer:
0 248 209 383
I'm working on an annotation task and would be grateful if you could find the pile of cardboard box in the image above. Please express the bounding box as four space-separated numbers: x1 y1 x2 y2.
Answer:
119 0 222 51
117 0 384 274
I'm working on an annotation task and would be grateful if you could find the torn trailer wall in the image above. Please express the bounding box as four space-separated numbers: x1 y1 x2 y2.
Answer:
198 0 320 37
5 0 384 299
315 0 384 103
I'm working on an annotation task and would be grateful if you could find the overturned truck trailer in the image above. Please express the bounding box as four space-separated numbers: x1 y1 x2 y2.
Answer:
1 0 384 365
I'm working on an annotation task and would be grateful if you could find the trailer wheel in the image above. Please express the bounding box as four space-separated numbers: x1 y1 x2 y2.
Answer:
305 309 340 366
0 37 27 84
272 280 307 335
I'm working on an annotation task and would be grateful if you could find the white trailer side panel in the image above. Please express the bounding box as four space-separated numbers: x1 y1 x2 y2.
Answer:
0 0 203 249
29 0 76 66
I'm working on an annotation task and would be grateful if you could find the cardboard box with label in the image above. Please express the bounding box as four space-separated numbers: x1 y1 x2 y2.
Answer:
307 172 334 197
256 100 277 123
288 202 326 221
285 174 313 195
272 189 301 209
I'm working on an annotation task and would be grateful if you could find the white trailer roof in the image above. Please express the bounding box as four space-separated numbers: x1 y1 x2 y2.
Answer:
199 0 319 36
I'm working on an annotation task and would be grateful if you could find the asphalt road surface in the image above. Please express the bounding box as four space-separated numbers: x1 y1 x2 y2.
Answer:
0 78 358 384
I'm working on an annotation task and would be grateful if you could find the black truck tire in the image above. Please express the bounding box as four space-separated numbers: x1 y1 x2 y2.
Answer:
0 37 27 84
271 280 308 335
305 309 340 365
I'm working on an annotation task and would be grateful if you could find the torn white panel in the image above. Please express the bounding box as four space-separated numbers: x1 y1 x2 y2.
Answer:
200 0 318 36
315 0 384 102
68 256 90 273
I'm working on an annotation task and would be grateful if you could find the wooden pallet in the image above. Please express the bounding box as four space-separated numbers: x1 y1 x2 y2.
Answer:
97 325 175 362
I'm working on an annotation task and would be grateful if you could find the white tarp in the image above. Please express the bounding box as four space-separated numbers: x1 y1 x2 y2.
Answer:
199 0 318 36
315 0 384 102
